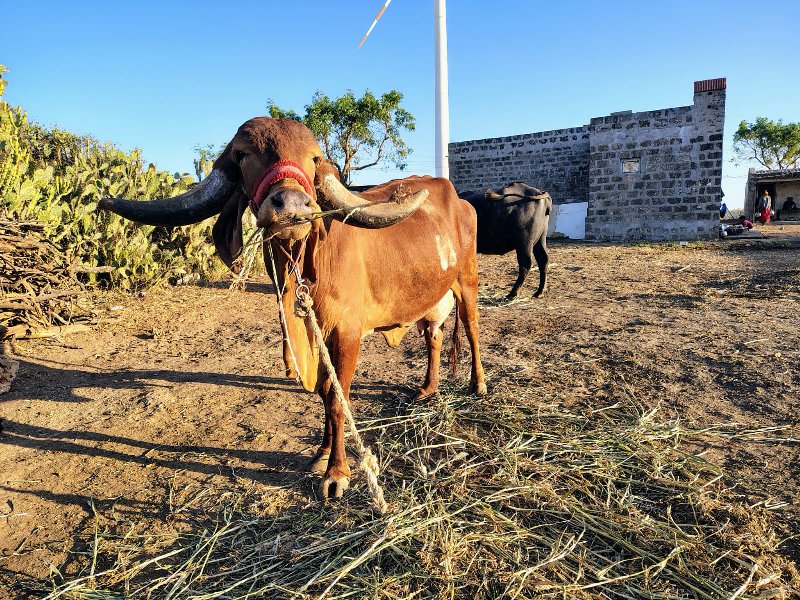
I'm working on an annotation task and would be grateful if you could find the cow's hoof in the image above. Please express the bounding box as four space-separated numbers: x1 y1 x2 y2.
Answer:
533 289 545 299
320 474 350 499
473 382 488 396
414 386 439 401
308 452 330 474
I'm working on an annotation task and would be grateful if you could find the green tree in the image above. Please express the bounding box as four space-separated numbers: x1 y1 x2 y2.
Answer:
268 89 415 186
732 117 800 170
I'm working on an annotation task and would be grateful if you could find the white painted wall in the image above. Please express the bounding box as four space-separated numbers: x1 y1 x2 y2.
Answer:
548 202 588 240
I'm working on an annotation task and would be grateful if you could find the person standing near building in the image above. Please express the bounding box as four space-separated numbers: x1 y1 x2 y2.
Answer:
756 190 772 224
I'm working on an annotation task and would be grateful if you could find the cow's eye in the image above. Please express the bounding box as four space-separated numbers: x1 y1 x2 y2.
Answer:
233 150 248 164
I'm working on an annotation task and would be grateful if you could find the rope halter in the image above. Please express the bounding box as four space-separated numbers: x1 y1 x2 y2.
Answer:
249 160 315 215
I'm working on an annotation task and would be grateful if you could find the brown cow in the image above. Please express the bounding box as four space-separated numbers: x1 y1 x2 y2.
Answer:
100 117 487 498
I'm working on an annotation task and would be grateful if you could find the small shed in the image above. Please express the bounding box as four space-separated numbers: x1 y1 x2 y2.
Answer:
745 168 800 219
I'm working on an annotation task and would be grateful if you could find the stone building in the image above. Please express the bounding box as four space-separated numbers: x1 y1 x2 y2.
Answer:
449 78 726 241
744 168 800 219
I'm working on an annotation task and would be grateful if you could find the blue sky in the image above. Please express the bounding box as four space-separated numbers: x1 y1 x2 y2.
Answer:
3 0 799 208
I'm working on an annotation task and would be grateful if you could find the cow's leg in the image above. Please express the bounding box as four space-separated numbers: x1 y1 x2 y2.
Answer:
283 340 298 380
531 234 549 298
508 238 533 300
320 326 360 499
308 380 333 474
415 291 454 399
416 323 443 399
454 256 487 396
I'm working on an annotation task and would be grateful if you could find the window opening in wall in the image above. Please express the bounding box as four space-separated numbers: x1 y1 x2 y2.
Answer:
622 158 640 174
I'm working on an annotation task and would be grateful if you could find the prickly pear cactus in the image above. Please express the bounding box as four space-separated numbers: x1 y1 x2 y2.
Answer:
0 64 228 290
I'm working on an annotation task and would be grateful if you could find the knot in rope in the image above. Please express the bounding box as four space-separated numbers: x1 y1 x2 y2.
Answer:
294 285 313 318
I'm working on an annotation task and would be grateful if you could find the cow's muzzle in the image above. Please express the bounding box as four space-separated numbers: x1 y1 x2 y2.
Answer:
256 184 315 240
250 161 317 239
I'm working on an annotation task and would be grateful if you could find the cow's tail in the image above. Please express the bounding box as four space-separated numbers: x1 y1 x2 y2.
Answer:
448 306 462 378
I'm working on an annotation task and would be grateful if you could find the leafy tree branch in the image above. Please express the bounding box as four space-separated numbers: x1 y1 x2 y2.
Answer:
732 117 800 170
268 89 415 186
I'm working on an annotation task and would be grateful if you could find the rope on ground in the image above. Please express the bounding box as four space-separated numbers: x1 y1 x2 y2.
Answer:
294 290 389 515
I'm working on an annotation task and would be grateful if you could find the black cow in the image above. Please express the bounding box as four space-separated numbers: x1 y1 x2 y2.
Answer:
460 182 552 299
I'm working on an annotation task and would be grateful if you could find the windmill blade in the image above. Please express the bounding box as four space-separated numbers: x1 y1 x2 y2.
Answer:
357 0 393 49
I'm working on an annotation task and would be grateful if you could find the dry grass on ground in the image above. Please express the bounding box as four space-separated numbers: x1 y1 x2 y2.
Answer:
1 225 799 598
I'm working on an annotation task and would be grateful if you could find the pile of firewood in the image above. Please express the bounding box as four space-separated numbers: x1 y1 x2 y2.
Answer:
0 218 98 339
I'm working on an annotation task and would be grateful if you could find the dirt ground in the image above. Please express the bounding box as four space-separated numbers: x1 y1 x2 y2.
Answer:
2 222 799 595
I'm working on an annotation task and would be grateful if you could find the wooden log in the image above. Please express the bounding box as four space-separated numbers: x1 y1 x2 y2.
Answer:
1 289 81 303
0 301 37 311
69 265 114 274
1 323 93 340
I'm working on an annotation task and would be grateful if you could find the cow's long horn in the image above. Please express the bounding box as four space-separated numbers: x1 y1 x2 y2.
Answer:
99 170 236 227
316 174 428 228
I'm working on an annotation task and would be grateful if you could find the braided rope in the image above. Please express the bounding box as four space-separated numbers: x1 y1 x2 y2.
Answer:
266 241 302 381
294 292 389 514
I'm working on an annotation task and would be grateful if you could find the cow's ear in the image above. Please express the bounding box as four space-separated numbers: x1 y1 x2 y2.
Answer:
212 189 248 271
485 189 501 200
212 141 240 183
312 156 342 190
311 157 341 234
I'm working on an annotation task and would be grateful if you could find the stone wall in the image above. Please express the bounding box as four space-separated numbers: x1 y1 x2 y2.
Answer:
689 80 726 238
448 79 726 241
448 127 590 203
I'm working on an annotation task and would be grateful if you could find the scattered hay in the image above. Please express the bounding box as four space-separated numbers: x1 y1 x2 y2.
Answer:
33 383 799 599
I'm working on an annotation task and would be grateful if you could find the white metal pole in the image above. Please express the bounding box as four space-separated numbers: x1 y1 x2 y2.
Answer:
434 0 449 179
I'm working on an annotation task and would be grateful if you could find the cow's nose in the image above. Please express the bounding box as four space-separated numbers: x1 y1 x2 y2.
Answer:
271 189 311 213
256 186 315 230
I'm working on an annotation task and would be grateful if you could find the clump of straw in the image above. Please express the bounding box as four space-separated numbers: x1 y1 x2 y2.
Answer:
30 379 799 599
229 226 266 291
